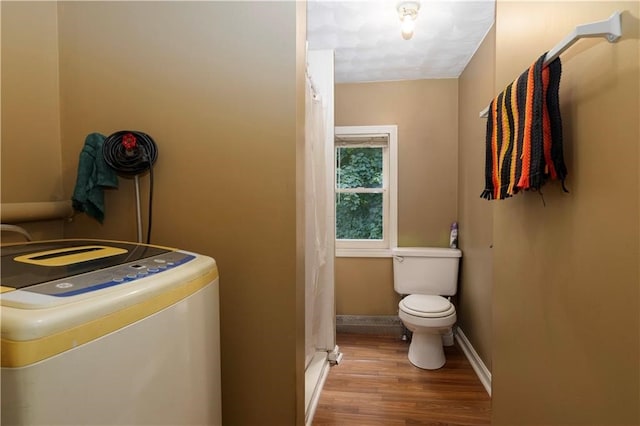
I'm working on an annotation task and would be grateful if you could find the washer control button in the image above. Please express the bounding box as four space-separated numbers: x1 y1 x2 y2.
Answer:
55 282 73 289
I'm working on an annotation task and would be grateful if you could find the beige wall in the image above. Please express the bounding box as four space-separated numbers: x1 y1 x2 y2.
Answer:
335 80 459 315
2 2 304 424
1 2 64 241
491 2 639 424
457 25 495 371
335 257 397 315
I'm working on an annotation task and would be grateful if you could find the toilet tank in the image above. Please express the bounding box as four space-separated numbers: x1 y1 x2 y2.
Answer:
392 247 462 296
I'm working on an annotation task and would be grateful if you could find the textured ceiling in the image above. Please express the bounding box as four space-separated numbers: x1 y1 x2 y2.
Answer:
307 0 495 83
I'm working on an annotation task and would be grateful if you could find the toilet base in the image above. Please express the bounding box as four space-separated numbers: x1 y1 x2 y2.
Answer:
408 330 446 370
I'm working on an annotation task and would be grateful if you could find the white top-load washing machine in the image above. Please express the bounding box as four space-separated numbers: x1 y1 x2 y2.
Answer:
1 239 221 426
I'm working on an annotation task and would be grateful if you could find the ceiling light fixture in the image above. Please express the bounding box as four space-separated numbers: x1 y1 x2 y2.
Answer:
397 1 420 40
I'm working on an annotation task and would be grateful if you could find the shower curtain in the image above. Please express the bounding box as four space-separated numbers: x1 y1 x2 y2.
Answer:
304 74 332 369
304 50 335 425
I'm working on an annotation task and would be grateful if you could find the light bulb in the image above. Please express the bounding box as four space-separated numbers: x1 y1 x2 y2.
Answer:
397 2 420 40
401 16 415 39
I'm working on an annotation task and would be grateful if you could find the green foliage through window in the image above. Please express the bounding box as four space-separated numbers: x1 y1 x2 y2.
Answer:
336 147 382 189
336 147 383 240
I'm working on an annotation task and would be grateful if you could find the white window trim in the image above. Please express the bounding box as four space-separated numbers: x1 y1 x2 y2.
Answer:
334 125 397 258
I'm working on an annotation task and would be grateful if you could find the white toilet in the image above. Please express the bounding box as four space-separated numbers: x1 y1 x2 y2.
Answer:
392 247 462 370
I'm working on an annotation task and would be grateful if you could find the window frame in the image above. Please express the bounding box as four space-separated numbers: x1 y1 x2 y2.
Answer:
334 125 398 258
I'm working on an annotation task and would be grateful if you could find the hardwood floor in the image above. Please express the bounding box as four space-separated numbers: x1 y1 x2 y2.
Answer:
312 333 491 425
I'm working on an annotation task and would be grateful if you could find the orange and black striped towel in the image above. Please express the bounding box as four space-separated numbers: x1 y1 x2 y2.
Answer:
481 53 567 200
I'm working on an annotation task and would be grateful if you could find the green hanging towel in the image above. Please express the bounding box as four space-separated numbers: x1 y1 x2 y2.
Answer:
72 133 119 222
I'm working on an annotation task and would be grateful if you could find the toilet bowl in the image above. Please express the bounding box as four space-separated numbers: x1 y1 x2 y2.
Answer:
398 294 456 369
392 247 461 370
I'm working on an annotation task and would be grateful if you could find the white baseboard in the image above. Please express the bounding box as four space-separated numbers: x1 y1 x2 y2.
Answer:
455 326 492 396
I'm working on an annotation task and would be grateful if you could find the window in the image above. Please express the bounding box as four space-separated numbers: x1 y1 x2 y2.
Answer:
334 125 397 257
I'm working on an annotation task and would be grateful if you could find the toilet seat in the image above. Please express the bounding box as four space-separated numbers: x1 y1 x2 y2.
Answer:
399 295 455 318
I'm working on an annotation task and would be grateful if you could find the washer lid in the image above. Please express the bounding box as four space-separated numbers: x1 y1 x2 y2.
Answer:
400 294 454 317
1 240 170 290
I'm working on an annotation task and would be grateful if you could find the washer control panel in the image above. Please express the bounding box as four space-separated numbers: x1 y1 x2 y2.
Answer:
23 252 195 297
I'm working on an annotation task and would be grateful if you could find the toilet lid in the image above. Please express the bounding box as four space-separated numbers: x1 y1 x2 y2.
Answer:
400 295 455 318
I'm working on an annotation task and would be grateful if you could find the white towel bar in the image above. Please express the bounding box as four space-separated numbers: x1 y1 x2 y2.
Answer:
479 11 623 118
1 201 73 224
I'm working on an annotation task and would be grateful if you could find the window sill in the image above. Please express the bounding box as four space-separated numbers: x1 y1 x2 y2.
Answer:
335 248 392 258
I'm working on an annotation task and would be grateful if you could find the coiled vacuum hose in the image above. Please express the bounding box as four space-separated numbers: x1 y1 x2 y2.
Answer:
103 131 158 244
